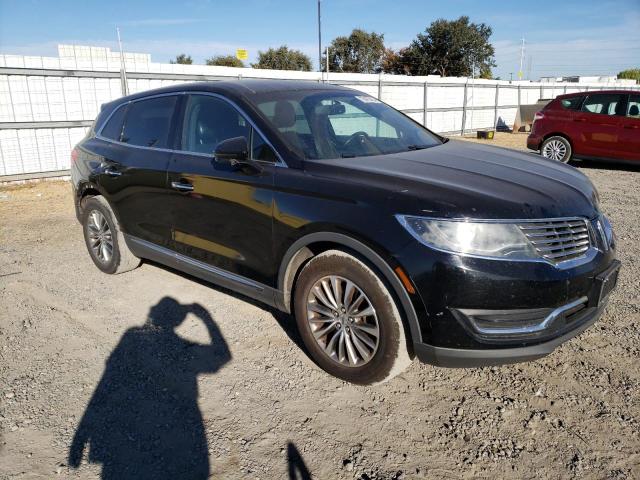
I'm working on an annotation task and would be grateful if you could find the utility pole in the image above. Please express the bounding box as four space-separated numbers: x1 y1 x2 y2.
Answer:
317 0 322 72
518 37 525 80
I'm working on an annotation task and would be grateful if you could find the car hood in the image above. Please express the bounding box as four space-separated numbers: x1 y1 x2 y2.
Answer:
304 139 600 220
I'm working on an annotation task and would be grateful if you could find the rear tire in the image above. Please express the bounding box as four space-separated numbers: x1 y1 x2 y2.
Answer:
293 250 412 385
541 136 572 163
82 196 140 274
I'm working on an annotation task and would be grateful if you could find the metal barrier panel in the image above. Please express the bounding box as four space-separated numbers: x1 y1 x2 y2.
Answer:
0 58 638 179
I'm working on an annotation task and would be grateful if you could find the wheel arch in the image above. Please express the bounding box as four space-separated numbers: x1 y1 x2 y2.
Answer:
277 232 422 351
76 182 124 225
543 132 574 149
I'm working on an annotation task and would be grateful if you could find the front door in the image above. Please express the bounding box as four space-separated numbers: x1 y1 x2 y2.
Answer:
618 93 640 161
167 93 279 286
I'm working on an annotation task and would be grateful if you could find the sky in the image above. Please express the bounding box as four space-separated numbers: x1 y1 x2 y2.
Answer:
0 0 638 79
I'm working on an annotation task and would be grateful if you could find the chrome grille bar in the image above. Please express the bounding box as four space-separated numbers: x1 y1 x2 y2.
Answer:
518 218 593 264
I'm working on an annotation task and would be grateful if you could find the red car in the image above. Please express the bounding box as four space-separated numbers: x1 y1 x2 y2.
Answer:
527 90 640 163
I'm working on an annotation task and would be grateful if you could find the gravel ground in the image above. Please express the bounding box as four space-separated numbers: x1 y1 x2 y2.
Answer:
1 136 639 479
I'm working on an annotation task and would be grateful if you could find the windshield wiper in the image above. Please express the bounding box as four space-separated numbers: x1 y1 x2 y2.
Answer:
341 153 356 158
407 144 430 151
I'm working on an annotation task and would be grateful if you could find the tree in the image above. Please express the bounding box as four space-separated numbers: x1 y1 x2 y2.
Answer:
170 54 193 65
401 16 495 78
206 55 244 68
169 53 193 65
325 29 385 73
252 46 312 71
618 68 640 83
381 48 411 75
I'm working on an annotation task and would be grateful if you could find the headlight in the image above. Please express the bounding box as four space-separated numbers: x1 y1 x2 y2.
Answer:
396 215 538 260
599 214 615 248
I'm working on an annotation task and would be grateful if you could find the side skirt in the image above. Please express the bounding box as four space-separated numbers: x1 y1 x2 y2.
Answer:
125 235 283 310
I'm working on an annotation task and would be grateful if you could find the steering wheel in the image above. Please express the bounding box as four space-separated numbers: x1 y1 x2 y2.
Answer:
342 131 381 155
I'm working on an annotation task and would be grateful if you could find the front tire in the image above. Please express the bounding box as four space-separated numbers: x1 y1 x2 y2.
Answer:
82 196 140 274
293 250 412 384
541 136 572 163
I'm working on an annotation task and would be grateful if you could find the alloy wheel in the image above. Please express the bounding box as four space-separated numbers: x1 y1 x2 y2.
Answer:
542 139 568 162
306 275 380 367
87 210 113 263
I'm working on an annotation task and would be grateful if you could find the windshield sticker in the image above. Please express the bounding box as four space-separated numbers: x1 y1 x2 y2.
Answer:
356 95 381 104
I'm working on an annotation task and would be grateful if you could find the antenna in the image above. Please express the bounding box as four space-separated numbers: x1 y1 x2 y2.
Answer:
116 27 129 96
518 37 525 80
326 47 329 77
317 0 322 72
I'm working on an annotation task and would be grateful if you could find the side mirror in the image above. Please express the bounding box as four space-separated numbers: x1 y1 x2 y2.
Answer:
214 136 249 167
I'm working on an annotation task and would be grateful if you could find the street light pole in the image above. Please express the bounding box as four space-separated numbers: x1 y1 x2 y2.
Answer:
317 0 322 72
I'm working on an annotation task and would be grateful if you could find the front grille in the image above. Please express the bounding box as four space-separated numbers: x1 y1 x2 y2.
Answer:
518 218 592 264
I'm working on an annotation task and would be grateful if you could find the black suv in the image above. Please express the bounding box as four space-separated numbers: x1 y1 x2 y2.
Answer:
71 80 620 384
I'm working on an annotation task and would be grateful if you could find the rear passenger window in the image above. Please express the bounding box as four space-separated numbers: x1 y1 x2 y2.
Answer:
100 105 127 141
560 96 583 110
581 94 625 116
122 96 178 148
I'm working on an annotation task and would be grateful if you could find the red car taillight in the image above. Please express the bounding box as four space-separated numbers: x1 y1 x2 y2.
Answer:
70 147 79 165
533 112 545 122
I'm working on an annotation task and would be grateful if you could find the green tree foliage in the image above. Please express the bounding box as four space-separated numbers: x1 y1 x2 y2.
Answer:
252 46 312 71
396 16 496 78
617 69 640 83
325 29 385 73
206 55 244 68
170 54 193 65
381 48 411 75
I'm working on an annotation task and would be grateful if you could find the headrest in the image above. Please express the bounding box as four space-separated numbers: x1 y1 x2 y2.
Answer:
629 105 639 116
272 101 296 129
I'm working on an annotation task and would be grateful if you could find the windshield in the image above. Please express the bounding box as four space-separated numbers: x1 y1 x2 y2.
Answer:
255 90 442 160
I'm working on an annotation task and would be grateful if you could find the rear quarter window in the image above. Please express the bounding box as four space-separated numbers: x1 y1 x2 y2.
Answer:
99 105 127 141
560 96 584 110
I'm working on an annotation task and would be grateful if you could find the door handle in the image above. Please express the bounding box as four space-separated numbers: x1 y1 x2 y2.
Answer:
103 166 122 177
623 124 639 129
171 181 194 192
573 118 586 122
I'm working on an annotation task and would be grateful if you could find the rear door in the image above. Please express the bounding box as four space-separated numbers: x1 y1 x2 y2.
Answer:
571 93 626 159
618 93 640 161
95 94 180 247
167 93 279 286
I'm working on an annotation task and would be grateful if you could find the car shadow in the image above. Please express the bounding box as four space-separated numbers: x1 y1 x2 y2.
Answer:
571 159 640 173
68 297 231 479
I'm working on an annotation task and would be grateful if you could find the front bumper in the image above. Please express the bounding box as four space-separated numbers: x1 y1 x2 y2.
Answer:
414 297 607 367
394 222 618 366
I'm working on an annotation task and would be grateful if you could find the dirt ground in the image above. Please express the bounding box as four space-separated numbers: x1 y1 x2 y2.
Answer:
1 135 639 479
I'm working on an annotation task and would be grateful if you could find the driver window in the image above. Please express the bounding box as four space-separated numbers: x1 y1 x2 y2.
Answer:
326 100 399 139
627 95 640 118
181 95 250 154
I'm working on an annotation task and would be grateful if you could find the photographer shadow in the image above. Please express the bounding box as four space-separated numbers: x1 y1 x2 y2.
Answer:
68 297 231 480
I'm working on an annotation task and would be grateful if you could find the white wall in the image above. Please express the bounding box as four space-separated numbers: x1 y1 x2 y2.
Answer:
1 45 638 177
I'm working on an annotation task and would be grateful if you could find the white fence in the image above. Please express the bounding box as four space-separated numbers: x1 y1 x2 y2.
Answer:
1 45 638 179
